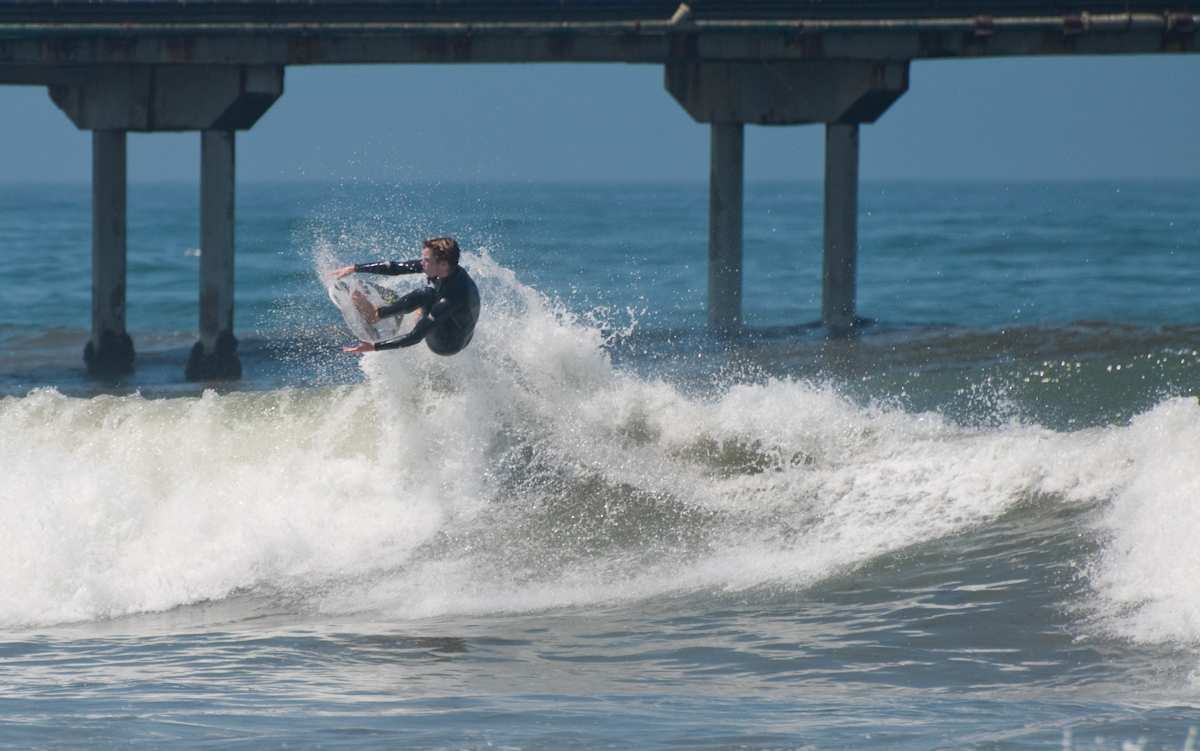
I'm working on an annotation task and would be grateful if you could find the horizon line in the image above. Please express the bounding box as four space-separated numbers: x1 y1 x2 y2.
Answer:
2 175 1197 187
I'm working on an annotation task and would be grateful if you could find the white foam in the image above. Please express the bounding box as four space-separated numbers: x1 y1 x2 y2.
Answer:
0 386 452 626
338 378 1139 621
1085 397 1200 645
0 254 1183 630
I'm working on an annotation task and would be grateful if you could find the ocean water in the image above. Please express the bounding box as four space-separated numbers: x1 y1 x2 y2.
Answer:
1 179 1199 749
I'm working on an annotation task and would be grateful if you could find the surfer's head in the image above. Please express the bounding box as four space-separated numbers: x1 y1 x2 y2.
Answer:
419 237 460 279
424 237 460 268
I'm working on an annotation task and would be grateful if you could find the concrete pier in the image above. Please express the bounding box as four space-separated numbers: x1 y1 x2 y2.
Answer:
186 130 240 381
668 60 907 334
4 3 1189 379
85 130 135 376
45 64 281 378
708 122 744 333
822 124 860 335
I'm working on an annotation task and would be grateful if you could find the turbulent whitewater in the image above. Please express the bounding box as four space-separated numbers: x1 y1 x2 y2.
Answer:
2 180 1199 748
3 255 1197 645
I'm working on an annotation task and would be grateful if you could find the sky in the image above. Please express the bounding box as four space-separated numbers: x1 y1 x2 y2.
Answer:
0 54 1197 183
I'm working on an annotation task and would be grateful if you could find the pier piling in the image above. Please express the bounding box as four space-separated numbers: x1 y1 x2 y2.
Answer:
46 64 281 379
708 122 744 333
667 60 907 336
186 130 241 381
85 129 134 376
822 124 860 335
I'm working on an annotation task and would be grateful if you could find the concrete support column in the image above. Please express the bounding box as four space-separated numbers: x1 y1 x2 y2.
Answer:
85 129 135 376
822 123 860 336
185 130 241 380
667 61 907 336
709 121 744 333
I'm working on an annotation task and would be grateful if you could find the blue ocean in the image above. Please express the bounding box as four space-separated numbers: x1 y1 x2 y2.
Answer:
1 179 1199 749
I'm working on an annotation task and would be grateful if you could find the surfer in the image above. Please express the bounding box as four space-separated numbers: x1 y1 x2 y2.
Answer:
333 237 481 356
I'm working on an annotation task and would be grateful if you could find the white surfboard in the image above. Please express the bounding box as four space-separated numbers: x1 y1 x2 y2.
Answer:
326 277 405 344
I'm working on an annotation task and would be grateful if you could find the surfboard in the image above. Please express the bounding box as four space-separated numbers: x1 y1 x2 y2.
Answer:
326 277 405 344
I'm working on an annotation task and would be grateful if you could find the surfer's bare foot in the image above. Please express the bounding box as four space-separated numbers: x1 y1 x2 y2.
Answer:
350 290 380 323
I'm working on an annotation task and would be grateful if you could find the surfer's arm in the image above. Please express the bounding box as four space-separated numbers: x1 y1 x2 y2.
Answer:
374 295 455 350
377 288 434 320
374 318 433 350
353 259 423 276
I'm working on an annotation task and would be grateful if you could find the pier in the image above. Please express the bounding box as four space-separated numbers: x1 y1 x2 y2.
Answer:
1 1 1195 377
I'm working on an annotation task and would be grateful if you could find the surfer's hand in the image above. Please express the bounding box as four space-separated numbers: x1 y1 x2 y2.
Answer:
342 341 375 354
332 265 356 279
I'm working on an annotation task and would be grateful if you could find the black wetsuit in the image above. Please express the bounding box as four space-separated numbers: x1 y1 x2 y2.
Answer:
353 260 481 356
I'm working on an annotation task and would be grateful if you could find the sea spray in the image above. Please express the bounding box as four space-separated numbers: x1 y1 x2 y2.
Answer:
0 254 1183 637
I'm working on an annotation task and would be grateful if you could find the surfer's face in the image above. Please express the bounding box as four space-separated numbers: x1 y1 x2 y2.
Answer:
420 247 451 279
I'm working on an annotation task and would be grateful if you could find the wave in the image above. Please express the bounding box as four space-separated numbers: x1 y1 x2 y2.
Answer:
0 254 1194 645
1085 396 1200 646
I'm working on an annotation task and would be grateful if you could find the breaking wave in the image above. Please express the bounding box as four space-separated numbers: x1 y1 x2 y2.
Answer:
0 254 1195 646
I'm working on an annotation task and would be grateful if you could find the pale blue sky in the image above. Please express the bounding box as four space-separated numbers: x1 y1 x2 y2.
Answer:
1 55 1196 182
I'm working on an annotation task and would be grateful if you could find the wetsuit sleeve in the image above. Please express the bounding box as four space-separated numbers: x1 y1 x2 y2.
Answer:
353 259 423 275
375 315 435 350
377 287 435 320
374 295 459 350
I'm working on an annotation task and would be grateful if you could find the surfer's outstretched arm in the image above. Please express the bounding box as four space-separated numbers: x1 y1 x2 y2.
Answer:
335 260 423 278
